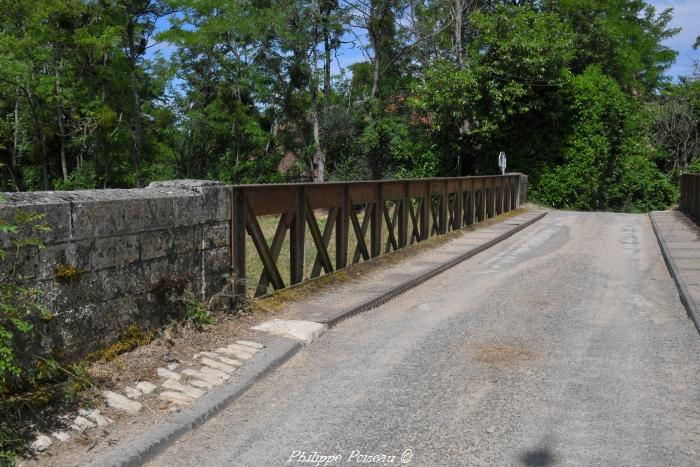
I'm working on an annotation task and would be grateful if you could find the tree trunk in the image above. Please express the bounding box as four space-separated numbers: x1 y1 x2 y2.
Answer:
310 20 326 183
10 89 22 190
25 82 49 190
55 61 68 181
322 18 332 115
454 0 464 69
12 90 19 170
40 132 49 190
127 19 143 187
368 0 391 100
370 35 381 99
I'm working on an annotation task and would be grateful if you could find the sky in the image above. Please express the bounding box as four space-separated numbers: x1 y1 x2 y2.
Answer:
649 0 699 79
151 1 700 81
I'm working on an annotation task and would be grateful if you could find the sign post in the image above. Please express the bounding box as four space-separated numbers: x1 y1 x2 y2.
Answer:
498 151 507 175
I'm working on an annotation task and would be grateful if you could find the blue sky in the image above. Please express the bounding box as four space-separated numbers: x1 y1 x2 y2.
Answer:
649 0 699 78
151 1 699 80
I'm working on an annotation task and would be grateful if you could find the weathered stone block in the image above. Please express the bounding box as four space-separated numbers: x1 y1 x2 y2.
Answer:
141 255 202 311
172 193 209 227
142 253 200 288
140 229 174 261
171 186 231 227
147 179 226 190
37 240 93 281
202 247 231 297
53 264 144 305
202 222 230 250
91 235 140 270
0 194 72 244
200 185 231 222
202 246 230 274
1 246 40 279
71 191 178 240
171 225 202 253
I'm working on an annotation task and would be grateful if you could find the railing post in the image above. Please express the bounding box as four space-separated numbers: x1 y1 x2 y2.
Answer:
484 185 493 220
398 182 409 248
466 179 475 225
371 183 383 257
498 178 504 215
494 179 499 216
421 181 430 240
336 184 349 269
489 177 496 218
290 186 306 285
440 180 448 233
455 179 463 229
231 187 247 296
474 186 484 222
508 176 514 211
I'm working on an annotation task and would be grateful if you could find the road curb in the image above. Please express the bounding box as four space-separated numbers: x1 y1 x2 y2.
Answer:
322 211 548 327
649 212 700 335
88 336 302 467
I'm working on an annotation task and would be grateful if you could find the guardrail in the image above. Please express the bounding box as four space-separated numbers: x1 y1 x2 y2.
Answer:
231 174 527 297
680 174 700 225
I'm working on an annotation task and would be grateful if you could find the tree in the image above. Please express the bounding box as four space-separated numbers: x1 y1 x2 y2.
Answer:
414 5 575 175
112 0 172 187
651 79 700 173
0 0 688 215
552 0 678 94
534 67 674 211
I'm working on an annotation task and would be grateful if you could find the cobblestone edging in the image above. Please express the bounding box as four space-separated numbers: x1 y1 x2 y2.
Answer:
29 339 266 455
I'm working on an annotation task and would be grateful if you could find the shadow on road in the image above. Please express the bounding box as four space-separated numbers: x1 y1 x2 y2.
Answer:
519 447 556 466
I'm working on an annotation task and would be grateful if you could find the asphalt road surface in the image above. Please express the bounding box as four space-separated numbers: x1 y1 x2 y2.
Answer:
147 211 700 466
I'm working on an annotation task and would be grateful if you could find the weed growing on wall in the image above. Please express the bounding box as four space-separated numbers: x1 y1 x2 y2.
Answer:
182 289 213 330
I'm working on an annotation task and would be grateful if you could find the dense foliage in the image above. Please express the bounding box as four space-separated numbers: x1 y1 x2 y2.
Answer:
0 0 698 211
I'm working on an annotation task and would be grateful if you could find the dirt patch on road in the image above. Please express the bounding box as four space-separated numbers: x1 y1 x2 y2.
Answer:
473 343 536 365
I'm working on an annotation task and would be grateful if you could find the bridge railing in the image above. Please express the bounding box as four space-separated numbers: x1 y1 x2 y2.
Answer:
231 174 527 297
680 174 700 225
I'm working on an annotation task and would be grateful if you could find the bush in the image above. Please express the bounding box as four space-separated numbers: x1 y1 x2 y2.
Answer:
532 67 675 211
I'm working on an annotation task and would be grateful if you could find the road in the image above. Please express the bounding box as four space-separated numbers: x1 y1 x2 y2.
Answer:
146 211 700 466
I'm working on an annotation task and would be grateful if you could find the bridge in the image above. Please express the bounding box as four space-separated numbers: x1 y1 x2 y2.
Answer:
145 210 700 467
4 174 700 466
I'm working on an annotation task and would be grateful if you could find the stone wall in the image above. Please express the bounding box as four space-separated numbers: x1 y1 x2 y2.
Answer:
0 180 231 359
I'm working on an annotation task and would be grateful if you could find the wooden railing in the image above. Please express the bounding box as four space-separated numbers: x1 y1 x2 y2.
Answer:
230 174 526 297
680 174 700 225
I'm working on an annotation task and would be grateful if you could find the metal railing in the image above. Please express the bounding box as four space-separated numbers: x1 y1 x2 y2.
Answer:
680 174 700 225
230 174 526 297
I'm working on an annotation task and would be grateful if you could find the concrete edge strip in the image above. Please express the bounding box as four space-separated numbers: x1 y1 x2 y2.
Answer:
89 337 302 467
323 211 548 327
649 212 700 335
